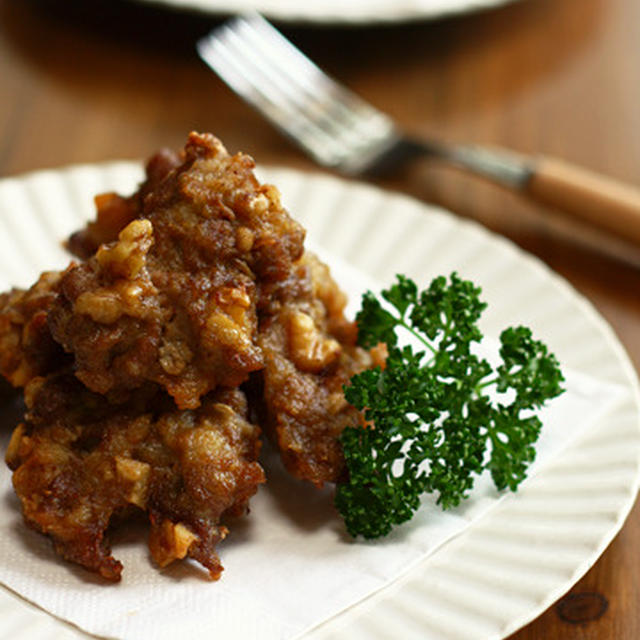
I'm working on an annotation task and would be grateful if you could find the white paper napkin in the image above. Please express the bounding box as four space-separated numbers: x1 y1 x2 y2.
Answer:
0 252 630 640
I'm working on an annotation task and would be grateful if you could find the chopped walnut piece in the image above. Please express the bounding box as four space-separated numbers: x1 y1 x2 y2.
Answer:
149 520 201 568
95 218 154 279
288 311 341 373
115 456 151 508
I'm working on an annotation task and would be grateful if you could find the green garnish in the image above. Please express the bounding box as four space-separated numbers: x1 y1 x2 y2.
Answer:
335 273 565 539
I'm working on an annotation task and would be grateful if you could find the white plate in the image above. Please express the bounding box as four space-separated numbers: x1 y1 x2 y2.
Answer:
133 0 522 25
0 163 638 640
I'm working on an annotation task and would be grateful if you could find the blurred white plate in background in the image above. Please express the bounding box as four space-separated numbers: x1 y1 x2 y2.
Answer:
131 0 522 25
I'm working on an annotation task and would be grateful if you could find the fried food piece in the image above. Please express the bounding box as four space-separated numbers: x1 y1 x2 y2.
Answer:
6 373 264 581
0 271 67 388
67 148 181 260
49 133 305 409
257 253 382 486
1 133 379 583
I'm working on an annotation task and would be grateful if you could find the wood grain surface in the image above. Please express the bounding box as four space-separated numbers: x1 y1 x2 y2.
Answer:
0 0 639 637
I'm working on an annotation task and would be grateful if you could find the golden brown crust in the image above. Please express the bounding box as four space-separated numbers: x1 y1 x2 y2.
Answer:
0 271 67 388
7 374 264 581
50 133 304 409
257 253 373 486
66 148 182 260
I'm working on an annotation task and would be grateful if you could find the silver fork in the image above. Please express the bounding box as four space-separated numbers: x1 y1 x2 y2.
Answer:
197 14 640 246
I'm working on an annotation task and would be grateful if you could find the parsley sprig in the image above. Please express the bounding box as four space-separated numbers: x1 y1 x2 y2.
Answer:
335 273 565 539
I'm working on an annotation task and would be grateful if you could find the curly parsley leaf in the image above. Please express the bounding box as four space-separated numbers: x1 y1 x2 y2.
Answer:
336 273 565 539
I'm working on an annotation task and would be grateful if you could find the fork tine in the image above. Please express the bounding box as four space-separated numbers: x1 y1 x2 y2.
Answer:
232 16 396 143
235 15 329 94
198 23 346 164
198 23 303 121
215 15 352 121
197 14 398 170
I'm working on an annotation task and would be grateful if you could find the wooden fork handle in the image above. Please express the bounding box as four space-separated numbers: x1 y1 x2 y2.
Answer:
525 157 640 245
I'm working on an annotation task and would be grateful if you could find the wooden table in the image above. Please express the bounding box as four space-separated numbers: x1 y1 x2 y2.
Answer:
1 0 638 637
